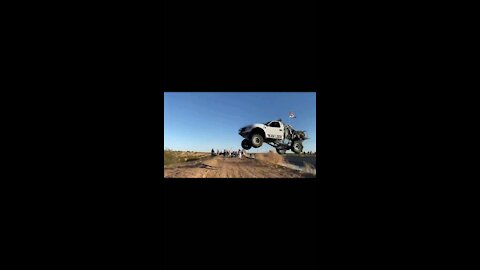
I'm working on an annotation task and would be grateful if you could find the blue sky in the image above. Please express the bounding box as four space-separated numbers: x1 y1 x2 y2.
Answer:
164 92 316 153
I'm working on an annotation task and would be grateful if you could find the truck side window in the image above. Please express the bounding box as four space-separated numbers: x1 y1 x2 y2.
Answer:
270 122 280 128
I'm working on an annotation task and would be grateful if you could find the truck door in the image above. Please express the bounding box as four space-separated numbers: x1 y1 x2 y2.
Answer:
265 121 284 140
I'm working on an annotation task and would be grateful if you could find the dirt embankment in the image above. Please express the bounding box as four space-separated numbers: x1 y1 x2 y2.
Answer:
255 151 317 176
254 151 288 166
164 153 315 178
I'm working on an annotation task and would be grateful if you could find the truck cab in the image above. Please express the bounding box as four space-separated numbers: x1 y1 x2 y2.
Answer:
263 120 284 140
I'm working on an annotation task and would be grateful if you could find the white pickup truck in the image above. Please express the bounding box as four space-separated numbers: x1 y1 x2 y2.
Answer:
238 119 308 154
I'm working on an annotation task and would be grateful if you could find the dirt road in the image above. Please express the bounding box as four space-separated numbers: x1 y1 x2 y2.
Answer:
164 156 315 178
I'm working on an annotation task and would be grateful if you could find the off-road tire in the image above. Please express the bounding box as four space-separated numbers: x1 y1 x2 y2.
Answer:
276 148 286 155
250 134 264 148
241 139 252 150
291 141 303 154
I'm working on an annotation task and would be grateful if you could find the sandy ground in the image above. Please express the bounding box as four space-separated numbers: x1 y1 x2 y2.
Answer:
164 155 315 178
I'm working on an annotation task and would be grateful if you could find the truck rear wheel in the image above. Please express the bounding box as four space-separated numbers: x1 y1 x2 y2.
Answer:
250 134 263 148
291 141 303 154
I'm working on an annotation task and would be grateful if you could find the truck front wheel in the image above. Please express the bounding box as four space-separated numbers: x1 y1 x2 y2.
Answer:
241 139 252 150
250 134 264 148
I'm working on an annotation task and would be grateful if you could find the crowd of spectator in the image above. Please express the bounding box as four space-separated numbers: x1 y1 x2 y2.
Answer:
211 148 247 159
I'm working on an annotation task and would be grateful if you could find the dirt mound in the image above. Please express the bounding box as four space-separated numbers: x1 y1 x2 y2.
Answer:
255 151 287 166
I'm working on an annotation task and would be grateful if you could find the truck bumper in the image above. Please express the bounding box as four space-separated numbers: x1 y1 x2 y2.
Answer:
239 131 249 138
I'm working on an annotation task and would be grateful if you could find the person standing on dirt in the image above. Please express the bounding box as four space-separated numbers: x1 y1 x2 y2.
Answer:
211 148 215 156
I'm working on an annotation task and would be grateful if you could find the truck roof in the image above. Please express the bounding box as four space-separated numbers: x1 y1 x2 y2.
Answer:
264 119 283 125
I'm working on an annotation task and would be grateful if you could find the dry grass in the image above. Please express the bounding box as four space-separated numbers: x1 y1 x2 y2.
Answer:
164 150 211 166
